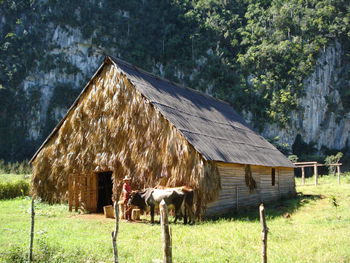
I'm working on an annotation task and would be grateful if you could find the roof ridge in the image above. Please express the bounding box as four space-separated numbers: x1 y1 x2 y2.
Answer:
151 101 252 132
30 56 293 168
108 56 293 167
107 56 233 107
179 128 275 151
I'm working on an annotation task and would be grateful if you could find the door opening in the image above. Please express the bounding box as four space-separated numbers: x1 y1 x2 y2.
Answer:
97 171 113 213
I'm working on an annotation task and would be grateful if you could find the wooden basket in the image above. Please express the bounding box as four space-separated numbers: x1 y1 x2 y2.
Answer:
103 205 114 218
132 209 140 220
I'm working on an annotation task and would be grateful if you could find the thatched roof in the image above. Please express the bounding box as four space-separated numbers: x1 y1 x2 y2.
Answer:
31 56 293 168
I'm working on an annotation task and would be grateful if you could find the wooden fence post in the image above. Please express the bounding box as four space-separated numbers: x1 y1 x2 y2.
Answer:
74 176 79 211
68 175 72 212
314 163 318 186
236 186 239 211
337 165 341 185
301 167 305 185
160 199 172 263
111 201 119 263
259 204 268 263
29 197 35 262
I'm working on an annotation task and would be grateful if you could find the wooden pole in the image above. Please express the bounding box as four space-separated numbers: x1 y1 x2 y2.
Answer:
74 176 79 211
111 201 119 263
314 163 318 186
160 199 172 263
29 197 35 262
68 175 72 212
301 167 305 185
337 165 341 185
259 204 268 263
236 186 239 211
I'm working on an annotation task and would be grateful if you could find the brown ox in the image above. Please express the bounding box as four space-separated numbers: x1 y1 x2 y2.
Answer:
128 186 195 224
155 185 195 224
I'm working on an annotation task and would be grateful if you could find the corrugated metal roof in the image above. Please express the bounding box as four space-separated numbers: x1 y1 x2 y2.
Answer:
110 57 294 168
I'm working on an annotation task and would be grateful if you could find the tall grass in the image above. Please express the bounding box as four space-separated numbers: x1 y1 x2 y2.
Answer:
2 238 89 263
295 171 350 185
0 160 31 175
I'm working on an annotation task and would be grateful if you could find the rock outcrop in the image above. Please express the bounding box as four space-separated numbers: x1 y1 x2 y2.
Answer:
262 42 350 151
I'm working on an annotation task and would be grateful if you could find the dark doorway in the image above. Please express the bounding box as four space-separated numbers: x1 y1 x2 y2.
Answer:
97 171 113 213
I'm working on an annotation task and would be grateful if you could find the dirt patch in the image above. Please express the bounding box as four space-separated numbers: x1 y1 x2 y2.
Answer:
69 213 146 223
70 213 113 221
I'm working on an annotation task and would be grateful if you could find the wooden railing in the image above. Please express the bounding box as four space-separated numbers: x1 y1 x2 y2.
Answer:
293 162 342 185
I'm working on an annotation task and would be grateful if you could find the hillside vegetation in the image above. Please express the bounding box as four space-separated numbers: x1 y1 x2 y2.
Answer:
0 0 349 161
0 174 350 262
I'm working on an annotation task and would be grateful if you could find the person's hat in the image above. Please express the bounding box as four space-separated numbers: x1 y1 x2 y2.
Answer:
123 176 131 181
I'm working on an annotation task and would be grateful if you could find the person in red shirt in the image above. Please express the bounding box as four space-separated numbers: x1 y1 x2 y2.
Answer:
122 176 132 221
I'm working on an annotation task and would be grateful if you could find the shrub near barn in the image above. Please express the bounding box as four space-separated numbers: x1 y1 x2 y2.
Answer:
0 180 29 199
0 174 30 199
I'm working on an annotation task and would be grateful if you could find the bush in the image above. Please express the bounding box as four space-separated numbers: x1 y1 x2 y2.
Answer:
288 154 298 163
0 180 30 199
325 152 343 174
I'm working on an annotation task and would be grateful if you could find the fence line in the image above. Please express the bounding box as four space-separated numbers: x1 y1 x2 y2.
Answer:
293 162 342 185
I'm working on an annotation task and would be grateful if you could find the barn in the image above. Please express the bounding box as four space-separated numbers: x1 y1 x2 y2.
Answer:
30 56 295 217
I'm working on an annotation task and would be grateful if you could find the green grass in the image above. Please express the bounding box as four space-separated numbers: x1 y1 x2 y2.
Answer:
295 172 350 186
0 174 350 262
0 174 30 183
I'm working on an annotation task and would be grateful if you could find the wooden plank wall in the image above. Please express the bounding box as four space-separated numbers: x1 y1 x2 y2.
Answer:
68 173 98 212
205 163 295 216
205 163 241 215
279 167 296 196
259 166 280 203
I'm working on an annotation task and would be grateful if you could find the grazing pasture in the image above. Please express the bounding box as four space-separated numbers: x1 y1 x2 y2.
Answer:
0 174 29 183
0 174 350 263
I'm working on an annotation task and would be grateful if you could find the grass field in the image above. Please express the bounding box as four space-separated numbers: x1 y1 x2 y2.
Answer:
0 174 350 262
0 174 30 183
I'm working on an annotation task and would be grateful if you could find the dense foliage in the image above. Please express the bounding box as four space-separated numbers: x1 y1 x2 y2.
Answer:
0 0 349 161
325 152 343 173
0 180 29 199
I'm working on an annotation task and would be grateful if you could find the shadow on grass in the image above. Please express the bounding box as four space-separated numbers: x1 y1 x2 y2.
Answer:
125 216 190 226
120 193 325 225
205 192 324 222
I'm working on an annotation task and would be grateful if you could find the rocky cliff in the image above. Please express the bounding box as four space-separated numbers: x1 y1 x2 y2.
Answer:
24 25 104 141
25 29 350 155
1 0 349 161
262 42 350 152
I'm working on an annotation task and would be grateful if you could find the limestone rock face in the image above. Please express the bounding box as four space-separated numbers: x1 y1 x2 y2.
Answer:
24 25 104 140
10 19 350 156
262 42 350 151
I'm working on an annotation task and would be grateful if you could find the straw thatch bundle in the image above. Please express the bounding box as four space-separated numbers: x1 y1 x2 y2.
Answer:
32 62 220 215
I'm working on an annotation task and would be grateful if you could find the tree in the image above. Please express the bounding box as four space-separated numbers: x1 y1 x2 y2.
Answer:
325 152 343 175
